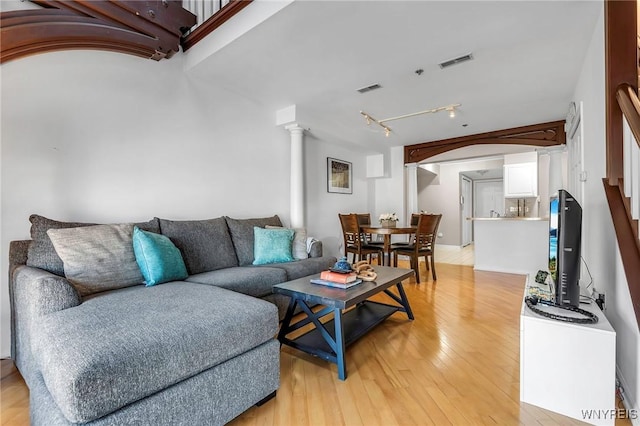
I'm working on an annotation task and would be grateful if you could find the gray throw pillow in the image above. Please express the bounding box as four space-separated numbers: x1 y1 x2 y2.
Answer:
158 217 238 275
47 224 144 297
26 214 160 276
225 215 283 266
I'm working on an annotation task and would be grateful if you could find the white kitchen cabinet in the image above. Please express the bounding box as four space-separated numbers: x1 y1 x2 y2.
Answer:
504 162 538 197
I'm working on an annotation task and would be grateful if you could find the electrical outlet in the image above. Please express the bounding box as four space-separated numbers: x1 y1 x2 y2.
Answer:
596 292 606 311
437 232 443 238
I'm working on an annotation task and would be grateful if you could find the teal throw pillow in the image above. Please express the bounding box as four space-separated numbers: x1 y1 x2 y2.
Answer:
132 226 188 286
253 226 295 265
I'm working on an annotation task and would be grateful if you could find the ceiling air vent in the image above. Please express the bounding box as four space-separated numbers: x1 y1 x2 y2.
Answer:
357 83 382 94
439 53 474 69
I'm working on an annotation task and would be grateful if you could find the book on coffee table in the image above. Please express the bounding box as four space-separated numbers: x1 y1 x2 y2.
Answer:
320 270 357 283
310 278 362 289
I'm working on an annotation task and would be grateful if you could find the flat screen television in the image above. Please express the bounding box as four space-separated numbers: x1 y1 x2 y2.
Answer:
549 189 582 307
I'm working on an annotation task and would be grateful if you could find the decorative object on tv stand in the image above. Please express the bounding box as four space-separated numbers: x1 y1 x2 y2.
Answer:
360 103 461 137
379 213 399 227
327 157 353 194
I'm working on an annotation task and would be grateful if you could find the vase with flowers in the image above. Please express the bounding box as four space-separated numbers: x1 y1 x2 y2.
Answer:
379 213 399 228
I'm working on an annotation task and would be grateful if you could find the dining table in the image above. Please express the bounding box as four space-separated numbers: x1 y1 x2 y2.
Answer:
360 225 417 266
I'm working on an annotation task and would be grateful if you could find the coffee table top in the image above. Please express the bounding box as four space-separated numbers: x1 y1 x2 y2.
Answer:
273 266 414 309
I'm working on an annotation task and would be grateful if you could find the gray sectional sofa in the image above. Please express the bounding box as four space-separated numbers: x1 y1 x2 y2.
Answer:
8 214 336 425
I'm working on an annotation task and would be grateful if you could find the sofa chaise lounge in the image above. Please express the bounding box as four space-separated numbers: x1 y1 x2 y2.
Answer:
8 214 336 425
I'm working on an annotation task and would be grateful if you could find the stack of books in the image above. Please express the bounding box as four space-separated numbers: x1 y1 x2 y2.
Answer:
310 270 362 289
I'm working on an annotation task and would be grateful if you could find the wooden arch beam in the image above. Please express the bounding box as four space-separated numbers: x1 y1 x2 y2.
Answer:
404 120 566 164
0 1 196 63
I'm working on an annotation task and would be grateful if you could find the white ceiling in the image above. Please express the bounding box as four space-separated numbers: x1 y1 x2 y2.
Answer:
461 168 504 180
188 0 601 157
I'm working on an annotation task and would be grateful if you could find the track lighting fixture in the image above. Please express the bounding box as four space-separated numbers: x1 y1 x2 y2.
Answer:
360 103 461 137
360 112 392 136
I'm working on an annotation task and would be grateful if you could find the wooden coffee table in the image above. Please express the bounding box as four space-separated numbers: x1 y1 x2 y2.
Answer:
273 266 415 380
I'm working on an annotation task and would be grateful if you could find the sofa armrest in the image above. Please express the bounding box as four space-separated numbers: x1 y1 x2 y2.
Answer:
12 266 80 374
14 266 80 316
307 238 323 258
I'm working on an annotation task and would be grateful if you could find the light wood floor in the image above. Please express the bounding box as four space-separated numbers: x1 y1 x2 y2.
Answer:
1 261 629 425
434 243 475 266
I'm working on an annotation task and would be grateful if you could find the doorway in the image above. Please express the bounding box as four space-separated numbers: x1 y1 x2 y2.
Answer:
474 179 504 218
460 175 473 247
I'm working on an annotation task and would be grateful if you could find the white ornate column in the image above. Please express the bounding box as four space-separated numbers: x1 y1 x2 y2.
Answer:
405 163 419 223
286 123 305 228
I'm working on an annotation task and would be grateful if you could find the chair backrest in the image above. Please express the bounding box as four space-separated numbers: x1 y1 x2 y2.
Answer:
356 213 376 243
356 213 371 226
339 213 364 248
415 214 442 252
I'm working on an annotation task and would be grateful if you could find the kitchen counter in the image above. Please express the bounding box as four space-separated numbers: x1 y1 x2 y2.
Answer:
472 218 549 274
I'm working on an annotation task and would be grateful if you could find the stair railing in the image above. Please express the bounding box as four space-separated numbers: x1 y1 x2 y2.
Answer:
181 0 253 51
183 0 231 31
617 84 640 234
603 83 640 326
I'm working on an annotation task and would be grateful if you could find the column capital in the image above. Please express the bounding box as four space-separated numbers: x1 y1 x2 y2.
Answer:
285 123 305 134
538 145 567 155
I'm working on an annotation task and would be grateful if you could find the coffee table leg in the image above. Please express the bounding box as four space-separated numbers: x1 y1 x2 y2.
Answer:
396 283 414 320
334 308 347 380
277 298 298 342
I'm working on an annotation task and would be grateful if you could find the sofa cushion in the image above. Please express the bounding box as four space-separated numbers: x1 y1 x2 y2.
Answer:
132 226 188 286
253 227 294 265
186 266 287 298
32 282 278 424
47 224 144 296
158 217 238 274
225 215 283 266
26 214 160 276
261 255 337 280
266 225 308 260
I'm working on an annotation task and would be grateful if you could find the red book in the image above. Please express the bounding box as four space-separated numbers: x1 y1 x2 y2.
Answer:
320 270 357 283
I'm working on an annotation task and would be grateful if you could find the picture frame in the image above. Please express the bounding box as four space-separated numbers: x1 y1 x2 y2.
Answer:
327 157 353 194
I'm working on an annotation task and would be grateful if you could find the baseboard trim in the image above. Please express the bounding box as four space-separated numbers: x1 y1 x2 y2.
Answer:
473 265 529 276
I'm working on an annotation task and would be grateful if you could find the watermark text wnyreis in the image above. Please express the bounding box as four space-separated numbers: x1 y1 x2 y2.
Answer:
582 408 638 420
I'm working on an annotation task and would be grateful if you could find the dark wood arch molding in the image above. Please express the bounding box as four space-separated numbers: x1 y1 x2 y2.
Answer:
404 120 566 164
0 1 197 63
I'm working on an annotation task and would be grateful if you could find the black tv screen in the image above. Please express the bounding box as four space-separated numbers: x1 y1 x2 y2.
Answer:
549 189 582 307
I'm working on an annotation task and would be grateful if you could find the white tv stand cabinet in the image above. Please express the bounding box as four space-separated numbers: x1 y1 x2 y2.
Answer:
520 276 616 425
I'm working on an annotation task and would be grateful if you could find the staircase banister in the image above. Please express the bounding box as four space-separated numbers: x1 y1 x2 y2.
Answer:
616 83 640 150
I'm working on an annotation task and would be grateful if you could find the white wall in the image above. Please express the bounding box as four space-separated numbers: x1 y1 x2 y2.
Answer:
373 147 405 223
417 158 504 245
0 50 368 357
304 140 369 258
571 4 640 417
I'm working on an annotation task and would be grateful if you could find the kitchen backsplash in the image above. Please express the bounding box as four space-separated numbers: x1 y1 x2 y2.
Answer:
504 197 539 217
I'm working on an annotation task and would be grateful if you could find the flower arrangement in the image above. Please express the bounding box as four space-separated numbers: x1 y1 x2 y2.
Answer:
379 213 399 223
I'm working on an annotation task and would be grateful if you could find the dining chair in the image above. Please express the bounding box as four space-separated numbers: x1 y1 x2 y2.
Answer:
339 213 384 264
392 213 442 282
392 213 420 247
356 213 384 246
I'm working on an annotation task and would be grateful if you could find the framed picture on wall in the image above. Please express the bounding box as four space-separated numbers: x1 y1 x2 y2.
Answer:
327 157 352 194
